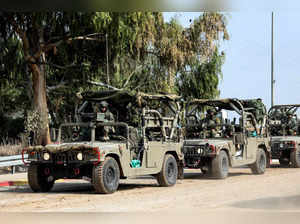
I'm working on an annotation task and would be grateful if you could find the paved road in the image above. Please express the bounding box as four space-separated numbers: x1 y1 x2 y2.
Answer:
1 164 300 212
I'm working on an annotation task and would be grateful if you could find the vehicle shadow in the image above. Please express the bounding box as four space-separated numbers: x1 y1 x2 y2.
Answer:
183 169 253 180
0 178 160 195
270 164 291 168
231 194 300 210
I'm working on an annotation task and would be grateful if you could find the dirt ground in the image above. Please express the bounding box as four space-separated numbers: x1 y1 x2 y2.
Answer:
1 163 300 213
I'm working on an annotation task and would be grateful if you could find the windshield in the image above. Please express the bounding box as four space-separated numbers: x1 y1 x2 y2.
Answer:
268 105 300 136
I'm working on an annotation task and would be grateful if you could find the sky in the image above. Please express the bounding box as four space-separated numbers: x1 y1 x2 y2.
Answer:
163 12 300 110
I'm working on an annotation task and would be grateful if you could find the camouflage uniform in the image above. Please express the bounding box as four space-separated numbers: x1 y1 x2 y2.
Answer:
126 102 140 127
201 108 221 138
248 99 266 124
285 112 297 135
97 101 115 140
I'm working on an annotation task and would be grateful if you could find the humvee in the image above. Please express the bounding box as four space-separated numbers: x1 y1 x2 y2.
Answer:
23 90 184 194
182 98 271 178
268 104 300 167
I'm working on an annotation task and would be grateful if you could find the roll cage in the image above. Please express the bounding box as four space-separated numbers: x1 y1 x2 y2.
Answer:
268 104 300 136
75 90 184 142
185 98 268 138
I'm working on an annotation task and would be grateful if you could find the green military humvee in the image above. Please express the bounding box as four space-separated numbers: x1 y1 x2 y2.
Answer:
23 90 184 194
268 104 300 167
182 98 271 178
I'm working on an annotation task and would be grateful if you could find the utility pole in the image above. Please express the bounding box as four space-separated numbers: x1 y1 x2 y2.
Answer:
271 12 275 107
106 33 110 85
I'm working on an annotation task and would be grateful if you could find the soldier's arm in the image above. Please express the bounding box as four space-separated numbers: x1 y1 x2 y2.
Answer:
109 112 115 122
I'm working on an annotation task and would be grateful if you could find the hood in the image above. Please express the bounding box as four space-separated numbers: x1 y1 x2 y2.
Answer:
271 136 300 142
29 141 121 153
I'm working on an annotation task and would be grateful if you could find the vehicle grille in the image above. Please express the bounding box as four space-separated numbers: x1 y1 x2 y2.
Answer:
54 151 78 163
184 145 206 157
272 142 280 151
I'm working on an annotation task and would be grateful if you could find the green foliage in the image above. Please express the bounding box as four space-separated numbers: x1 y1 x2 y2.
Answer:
177 50 225 99
0 12 229 140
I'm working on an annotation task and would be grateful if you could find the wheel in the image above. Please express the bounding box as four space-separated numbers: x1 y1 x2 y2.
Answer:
250 148 266 174
279 158 290 167
28 164 54 192
290 147 300 168
93 157 120 194
209 150 229 179
157 154 178 187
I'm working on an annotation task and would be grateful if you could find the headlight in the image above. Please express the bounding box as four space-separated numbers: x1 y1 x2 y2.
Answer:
43 152 50 161
280 143 284 148
77 152 83 161
197 148 202 154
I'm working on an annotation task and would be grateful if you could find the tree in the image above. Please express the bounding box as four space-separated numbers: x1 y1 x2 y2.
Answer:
154 12 229 96
0 12 111 145
0 12 229 142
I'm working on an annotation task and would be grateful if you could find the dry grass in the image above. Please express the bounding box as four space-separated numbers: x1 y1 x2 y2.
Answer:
0 137 23 156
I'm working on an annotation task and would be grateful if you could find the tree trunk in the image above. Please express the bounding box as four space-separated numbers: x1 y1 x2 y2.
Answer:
30 60 51 146
167 67 175 93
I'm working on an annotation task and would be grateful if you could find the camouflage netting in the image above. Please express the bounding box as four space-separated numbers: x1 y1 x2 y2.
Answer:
188 98 266 121
78 90 182 108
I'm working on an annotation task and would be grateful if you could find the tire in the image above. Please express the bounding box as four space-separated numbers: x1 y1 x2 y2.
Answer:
250 148 266 174
279 158 290 167
157 154 178 187
290 147 300 168
93 157 120 194
210 150 229 179
28 164 54 192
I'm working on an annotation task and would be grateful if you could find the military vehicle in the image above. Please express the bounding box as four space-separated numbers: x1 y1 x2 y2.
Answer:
268 104 300 167
22 90 184 194
182 98 271 178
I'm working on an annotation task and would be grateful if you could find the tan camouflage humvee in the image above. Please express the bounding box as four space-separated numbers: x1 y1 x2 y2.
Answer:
182 98 271 178
268 104 300 167
23 90 184 194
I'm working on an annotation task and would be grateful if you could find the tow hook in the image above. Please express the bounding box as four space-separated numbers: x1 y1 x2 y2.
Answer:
74 168 80 175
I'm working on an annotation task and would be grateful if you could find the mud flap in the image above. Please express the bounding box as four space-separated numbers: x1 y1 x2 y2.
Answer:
266 152 271 168
177 163 184 179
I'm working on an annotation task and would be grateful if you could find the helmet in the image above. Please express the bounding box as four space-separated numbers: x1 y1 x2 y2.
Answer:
207 108 216 115
100 101 109 107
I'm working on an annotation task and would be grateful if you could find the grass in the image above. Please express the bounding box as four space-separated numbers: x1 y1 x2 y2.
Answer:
0 137 23 156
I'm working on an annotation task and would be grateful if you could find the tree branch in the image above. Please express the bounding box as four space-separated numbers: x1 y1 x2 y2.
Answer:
7 14 34 62
38 62 78 70
122 65 143 88
46 81 66 92
87 80 121 91
42 33 105 53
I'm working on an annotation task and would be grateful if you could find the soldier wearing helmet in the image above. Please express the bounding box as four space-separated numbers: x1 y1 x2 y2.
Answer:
285 111 297 136
97 101 115 141
201 108 220 138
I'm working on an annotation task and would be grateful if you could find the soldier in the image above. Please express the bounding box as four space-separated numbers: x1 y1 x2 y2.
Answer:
98 101 115 141
201 108 220 138
126 102 140 127
285 111 297 136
